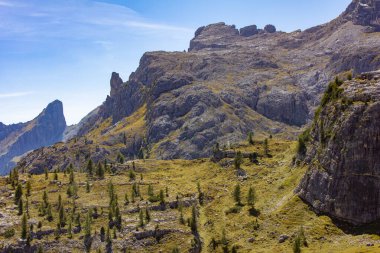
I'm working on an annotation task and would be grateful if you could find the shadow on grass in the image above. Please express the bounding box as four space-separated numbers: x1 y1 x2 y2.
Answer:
299 197 380 236
249 207 261 217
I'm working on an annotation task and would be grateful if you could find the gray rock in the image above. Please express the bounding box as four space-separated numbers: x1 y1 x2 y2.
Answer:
264 24 276 33
278 234 289 243
240 25 258 37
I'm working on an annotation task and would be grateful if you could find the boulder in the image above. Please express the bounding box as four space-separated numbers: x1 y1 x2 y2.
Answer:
240 25 258 37
264 24 276 33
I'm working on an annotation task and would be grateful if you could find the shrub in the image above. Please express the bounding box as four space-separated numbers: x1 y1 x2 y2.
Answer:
2 228 15 238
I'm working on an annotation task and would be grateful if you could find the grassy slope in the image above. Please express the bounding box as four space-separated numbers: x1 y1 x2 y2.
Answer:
0 139 379 252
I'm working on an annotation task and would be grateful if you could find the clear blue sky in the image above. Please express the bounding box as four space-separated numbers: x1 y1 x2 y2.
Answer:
0 0 351 125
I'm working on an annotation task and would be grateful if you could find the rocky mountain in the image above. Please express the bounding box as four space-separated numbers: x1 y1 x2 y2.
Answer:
0 100 66 175
17 0 380 172
296 70 380 225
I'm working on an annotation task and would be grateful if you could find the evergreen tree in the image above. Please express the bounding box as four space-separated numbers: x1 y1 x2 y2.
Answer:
233 184 241 206
247 186 256 207
17 198 23 215
87 160 94 176
69 168 75 184
68 219 72 238
197 182 204 205
42 191 49 208
293 236 301 253
190 205 198 233
139 209 144 227
100 226 105 242
14 184 23 204
234 151 243 170
86 181 90 193
159 189 165 205
54 171 58 181
46 204 53 221
248 131 254 145
96 162 105 179
145 208 151 223
44 168 49 180
58 205 66 227
84 211 92 252
21 213 28 239
57 194 62 211
26 180 31 197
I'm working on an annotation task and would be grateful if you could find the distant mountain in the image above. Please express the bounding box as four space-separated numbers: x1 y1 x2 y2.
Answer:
0 100 66 175
17 0 380 172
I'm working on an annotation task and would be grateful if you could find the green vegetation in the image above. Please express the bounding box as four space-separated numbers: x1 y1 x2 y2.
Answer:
0 139 377 252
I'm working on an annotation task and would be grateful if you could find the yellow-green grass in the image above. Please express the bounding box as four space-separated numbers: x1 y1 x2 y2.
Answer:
1 138 379 252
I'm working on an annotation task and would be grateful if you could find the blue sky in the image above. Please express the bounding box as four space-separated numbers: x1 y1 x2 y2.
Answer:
0 0 351 125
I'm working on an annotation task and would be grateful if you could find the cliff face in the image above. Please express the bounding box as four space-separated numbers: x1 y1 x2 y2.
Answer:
296 71 380 225
0 100 66 175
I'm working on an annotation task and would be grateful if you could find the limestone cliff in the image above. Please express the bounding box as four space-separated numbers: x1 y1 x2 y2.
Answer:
296 71 380 225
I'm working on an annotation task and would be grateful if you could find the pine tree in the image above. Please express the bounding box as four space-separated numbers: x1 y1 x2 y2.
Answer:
233 184 241 206
248 131 254 145
46 204 53 221
54 171 58 181
18 198 23 215
86 181 90 193
293 236 301 253
14 184 23 205
84 211 92 252
21 213 27 239
197 182 204 205
25 198 29 218
42 191 49 208
96 162 105 179
68 219 72 238
145 208 151 223
57 195 62 211
247 186 256 207
87 160 94 176
58 205 66 227
190 205 198 233
159 189 165 206
234 151 243 170
129 170 136 181
69 168 75 184
139 209 144 227
44 168 49 180
100 226 105 242
26 180 31 197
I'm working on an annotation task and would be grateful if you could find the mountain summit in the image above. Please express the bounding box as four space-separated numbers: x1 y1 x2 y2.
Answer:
0 100 66 175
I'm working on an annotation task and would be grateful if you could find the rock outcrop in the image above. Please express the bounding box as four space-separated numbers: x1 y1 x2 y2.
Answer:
0 100 66 175
239 25 258 37
343 0 380 31
296 72 380 225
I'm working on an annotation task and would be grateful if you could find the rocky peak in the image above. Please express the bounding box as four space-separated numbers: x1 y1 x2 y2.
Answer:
344 0 380 30
189 22 239 51
110 72 124 97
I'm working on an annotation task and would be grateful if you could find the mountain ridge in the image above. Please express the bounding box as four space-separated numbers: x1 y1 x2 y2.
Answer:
0 100 67 175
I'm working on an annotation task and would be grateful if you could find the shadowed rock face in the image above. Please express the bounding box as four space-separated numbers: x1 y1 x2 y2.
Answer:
0 100 66 175
296 72 380 225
